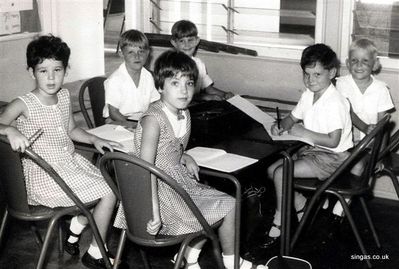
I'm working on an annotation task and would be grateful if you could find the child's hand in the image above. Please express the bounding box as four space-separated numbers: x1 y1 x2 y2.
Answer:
271 123 284 136
92 137 122 154
203 94 224 101
5 127 29 152
366 124 376 134
122 120 138 131
288 123 306 137
181 154 200 181
223 92 234 100
146 218 161 235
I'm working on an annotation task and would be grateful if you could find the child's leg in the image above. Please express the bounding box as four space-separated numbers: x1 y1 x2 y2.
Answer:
172 240 206 269
86 192 117 259
331 159 365 217
269 160 314 238
218 207 253 269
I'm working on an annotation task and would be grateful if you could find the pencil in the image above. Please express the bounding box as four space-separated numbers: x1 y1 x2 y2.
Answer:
28 129 43 144
276 107 281 129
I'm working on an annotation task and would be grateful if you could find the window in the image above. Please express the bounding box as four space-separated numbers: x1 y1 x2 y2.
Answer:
145 0 320 59
353 0 398 59
341 0 399 69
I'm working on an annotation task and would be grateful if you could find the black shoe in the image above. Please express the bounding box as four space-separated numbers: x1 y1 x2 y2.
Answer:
327 215 344 238
260 235 280 248
64 230 81 256
82 251 129 269
260 223 280 248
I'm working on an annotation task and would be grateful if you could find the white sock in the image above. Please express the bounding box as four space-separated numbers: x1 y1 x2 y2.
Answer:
87 244 112 261
222 254 252 269
332 198 351 216
67 216 87 243
294 192 307 221
322 198 329 209
269 211 281 237
185 246 201 263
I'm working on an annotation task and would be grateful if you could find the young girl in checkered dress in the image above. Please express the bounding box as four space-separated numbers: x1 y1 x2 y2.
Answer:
114 50 256 269
0 35 123 269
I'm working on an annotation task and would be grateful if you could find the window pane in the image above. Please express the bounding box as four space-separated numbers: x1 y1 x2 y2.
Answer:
150 0 318 57
352 0 399 58
156 0 228 41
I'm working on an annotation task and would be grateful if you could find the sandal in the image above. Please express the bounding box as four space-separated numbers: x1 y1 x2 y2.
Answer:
260 223 280 248
65 229 81 256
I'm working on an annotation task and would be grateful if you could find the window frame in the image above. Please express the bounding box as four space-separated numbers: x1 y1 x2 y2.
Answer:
340 0 399 70
139 0 324 60
133 0 398 69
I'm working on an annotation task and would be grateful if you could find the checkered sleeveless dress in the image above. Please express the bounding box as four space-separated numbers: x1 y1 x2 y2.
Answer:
113 101 235 235
16 89 112 207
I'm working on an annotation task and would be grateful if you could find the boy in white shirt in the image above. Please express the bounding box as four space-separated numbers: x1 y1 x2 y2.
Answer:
337 38 394 142
170 20 234 101
103 29 160 128
263 44 353 247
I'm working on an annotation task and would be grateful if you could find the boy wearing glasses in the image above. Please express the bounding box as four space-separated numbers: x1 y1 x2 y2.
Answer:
103 29 160 128
171 20 234 101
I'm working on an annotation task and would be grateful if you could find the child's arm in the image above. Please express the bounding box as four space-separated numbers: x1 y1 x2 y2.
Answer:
290 125 341 148
0 99 30 152
108 104 138 129
271 113 297 135
198 85 234 101
67 104 120 154
181 153 200 181
140 115 162 235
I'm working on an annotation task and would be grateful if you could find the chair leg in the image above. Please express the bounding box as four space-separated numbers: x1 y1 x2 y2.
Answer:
31 223 43 247
36 217 59 269
336 195 372 268
0 210 9 248
113 229 127 269
58 219 65 254
140 249 151 269
359 197 381 248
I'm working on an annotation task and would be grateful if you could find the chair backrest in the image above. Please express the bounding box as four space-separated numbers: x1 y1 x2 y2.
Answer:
378 127 399 162
314 114 390 196
0 136 30 214
78 76 107 129
99 152 218 245
0 135 94 215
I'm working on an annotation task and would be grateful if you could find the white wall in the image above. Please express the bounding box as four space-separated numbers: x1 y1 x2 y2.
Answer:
43 0 105 83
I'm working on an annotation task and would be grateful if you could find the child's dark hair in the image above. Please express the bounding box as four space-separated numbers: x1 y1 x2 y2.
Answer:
26 35 70 69
171 20 198 40
300 43 340 71
153 50 198 90
119 29 149 51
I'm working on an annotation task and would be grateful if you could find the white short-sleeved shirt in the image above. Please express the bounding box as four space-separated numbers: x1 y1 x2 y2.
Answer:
336 74 394 139
292 84 353 153
192 56 213 93
102 63 160 120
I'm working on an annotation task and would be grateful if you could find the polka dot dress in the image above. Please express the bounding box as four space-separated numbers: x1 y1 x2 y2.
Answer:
113 101 235 235
16 89 112 207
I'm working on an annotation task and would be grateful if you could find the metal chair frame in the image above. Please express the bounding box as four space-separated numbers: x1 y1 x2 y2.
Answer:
0 135 111 269
78 76 107 129
374 127 399 198
100 152 242 269
284 115 390 268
